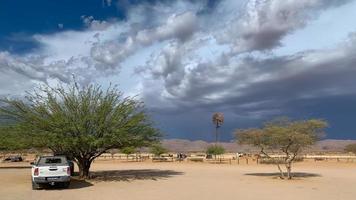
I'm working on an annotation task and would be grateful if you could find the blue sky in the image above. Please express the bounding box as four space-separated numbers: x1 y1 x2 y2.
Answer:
1 0 356 141
0 0 121 53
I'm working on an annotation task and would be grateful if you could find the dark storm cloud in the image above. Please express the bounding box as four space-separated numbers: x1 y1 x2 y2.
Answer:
152 92 356 141
144 35 356 140
145 33 356 120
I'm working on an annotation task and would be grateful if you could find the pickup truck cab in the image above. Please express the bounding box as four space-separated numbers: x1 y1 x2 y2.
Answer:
31 156 71 189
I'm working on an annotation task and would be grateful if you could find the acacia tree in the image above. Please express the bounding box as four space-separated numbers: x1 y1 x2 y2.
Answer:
235 118 327 179
212 112 224 144
345 144 356 154
0 83 160 178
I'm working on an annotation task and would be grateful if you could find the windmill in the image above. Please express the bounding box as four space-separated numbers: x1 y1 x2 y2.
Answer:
212 112 224 144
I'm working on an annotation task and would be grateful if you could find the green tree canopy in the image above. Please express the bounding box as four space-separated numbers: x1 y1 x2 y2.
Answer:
121 146 137 159
206 145 225 156
0 126 34 152
0 83 160 178
235 118 328 179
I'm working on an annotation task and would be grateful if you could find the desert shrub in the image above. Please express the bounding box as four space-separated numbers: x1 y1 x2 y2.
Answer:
206 145 225 156
150 144 168 157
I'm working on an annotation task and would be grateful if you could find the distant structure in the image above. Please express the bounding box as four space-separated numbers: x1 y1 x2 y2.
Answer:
212 112 224 144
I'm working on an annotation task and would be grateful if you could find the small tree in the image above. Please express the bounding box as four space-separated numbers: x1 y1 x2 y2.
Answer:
206 145 225 159
235 118 327 179
150 144 167 157
0 82 160 179
345 144 356 154
121 146 137 160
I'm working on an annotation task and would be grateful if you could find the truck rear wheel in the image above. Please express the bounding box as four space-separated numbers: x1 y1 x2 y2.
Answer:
32 181 41 190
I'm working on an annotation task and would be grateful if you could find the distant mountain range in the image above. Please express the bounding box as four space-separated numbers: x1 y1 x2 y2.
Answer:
161 139 356 153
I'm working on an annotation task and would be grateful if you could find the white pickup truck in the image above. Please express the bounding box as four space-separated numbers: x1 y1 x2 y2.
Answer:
31 156 71 190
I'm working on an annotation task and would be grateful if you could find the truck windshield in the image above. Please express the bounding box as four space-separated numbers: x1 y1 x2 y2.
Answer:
37 157 67 166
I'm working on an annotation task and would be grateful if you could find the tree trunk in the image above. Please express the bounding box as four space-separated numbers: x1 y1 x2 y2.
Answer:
286 162 292 179
77 159 92 179
276 163 285 179
215 125 218 145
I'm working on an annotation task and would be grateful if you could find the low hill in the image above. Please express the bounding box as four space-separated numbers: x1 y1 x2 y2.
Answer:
161 139 356 153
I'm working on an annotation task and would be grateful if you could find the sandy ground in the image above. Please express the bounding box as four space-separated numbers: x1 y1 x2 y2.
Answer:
1 160 356 200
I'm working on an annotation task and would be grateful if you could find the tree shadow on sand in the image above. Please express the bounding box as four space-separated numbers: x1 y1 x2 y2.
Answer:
89 169 184 182
244 172 321 179
69 179 94 189
41 169 183 190
39 179 93 190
